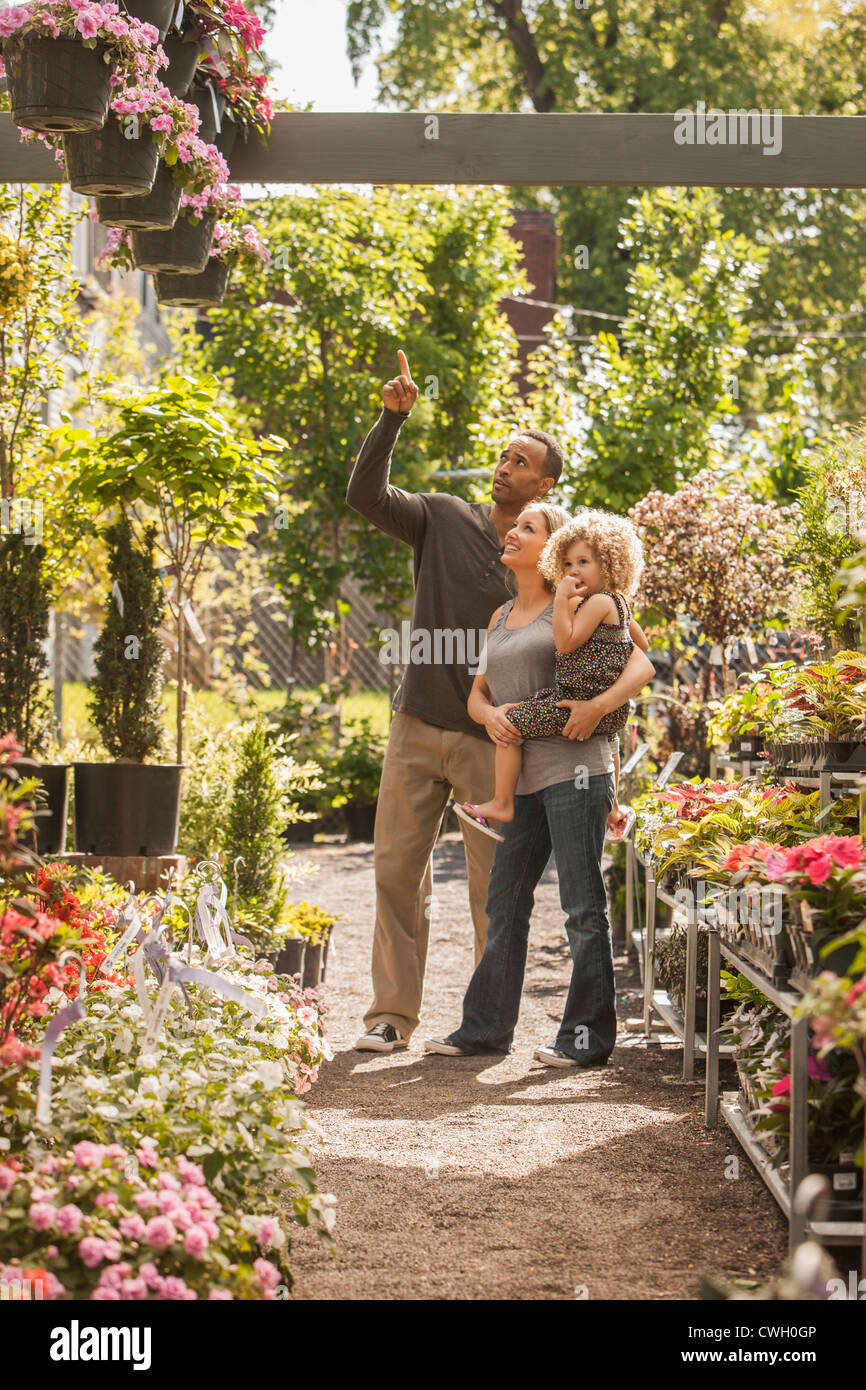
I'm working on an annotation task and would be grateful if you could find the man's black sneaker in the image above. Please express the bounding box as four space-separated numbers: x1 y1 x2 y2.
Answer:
354 1022 408 1053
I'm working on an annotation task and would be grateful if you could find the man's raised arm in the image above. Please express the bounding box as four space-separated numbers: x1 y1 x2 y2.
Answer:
346 350 427 546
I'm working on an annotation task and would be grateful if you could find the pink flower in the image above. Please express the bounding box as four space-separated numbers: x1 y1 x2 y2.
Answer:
806 855 833 885
121 1277 148 1300
156 1189 181 1215
72 1141 104 1169
103 1238 122 1262
845 979 866 1007
56 1204 83 1237
94 1192 118 1211
177 1156 205 1186
829 835 863 868
135 1141 158 1169
808 1054 833 1083
144 1216 177 1250
45 1246 58 1259
157 1172 180 1192
134 1191 159 1212
160 1275 197 1301
257 1215 278 1247
184 1225 209 1258
253 1257 281 1291
78 1236 107 1269
29 1201 56 1231
119 1214 146 1241
139 1261 163 1292
0 1166 17 1193
208 1289 234 1299
91 1286 121 1300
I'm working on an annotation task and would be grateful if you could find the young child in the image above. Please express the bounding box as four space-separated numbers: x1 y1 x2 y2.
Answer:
455 509 646 840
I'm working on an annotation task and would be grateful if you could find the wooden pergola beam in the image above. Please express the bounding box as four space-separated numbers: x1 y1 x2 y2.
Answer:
3 111 866 187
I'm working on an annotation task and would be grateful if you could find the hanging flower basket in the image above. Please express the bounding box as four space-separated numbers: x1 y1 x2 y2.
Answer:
131 210 217 272
64 116 159 196
189 77 226 143
122 0 177 43
214 109 238 158
97 160 182 229
159 16 202 96
3 34 114 133
154 255 230 305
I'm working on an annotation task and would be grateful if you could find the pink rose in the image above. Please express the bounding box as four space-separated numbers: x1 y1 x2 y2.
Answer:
103 1238 122 1262
72 1141 104 1169
139 1261 163 1291
134 1191 159 1212
160 1275 197 1300
209 1289 234 1299
94 1192 118 1210
0 1166 16 1193
157 1172 180 1192
56 1204 83 1236
156 1189 181 1215
121 1277 148 1300
119 1214 146 1241
28 1201 56 1231
144 1216 177 1250
91 1286 121 1300
184 1225 209 1258
257 1216 278 1247
253 1257 281 1291
78 1236 107 1269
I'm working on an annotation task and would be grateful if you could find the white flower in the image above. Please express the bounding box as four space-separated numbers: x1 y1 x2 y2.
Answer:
94 1104 120 1118
83 1074 111 1094
254 1061 284 1091
138 1077 160 1097
115 1028 134 1054
138 1052 159 1069
180 1069 207 1087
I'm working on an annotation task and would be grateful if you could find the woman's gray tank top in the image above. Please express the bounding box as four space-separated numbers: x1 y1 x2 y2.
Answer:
482 597 614 796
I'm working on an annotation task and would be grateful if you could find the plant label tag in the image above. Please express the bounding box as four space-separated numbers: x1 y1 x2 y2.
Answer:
654 751 684 788
111 580 124 617
622 742 650 776
100 903 142 974
143 970 176 1050
181 599 206 645
745 637 758 665
709 644 724 666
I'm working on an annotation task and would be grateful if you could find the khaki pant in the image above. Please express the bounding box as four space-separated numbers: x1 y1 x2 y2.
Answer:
364 711 498 1039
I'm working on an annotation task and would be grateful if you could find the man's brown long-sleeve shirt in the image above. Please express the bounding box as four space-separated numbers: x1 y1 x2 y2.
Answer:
346 408 512 740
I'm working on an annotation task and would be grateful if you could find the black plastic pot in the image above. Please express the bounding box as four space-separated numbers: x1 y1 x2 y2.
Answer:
269 939 305 978
64 117 159 197
121 0 177 41
189 81 227 143
214 113 238 159
735 734 764 759
154 257 230 306
301 941 323 990
809 1161 863 1220
73 762 182 856
131 212 216 273
1 762 69 855
283 812 326 844
97 162 181 230
824 740 866 772
343 800 378 841
5 35 113 133
159 21 201 97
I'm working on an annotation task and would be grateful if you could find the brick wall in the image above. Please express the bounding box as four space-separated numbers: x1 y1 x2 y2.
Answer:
502 209 561 393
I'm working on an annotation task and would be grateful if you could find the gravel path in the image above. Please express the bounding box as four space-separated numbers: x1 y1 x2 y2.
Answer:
289 831 788 1300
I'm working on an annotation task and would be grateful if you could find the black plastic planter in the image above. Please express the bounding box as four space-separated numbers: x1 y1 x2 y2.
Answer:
5 35 113 133
131 212 216 273
214 114 238 159
97 162 181 230
64 117 159 197
189 81 227 143
301 942 323 990
824 740 866 771
121 0 177 41
154 257 229 306
159 21 201 96
269 940 305 978
1 762 69 856
343 800 378 841
73 762 182 856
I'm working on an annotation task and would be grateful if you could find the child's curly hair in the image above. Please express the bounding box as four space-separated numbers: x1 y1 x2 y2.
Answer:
538 509 644 598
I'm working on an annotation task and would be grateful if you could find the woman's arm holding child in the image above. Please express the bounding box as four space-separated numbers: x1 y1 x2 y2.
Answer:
467 607 522 746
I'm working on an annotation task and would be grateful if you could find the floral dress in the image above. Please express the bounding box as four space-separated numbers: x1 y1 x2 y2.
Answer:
505 591 634 740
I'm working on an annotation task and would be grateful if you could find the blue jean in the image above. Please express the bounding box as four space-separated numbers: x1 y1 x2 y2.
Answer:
447 774 616 1063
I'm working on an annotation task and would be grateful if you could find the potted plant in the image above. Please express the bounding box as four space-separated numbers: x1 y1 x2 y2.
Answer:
0 535 69 855
223 719 289 940
330 716 385 841
157 5 204 97
72 516 178 856
130 178 240 272
64 374 285 767
95 108 228 229
186 0 270 154
280 901 346 988
0 1 164 133
154 216 270 306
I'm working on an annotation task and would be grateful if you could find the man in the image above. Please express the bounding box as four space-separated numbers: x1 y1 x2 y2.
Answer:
348 350 649 1053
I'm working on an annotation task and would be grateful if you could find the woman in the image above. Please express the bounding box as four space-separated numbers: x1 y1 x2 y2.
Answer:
424 501 654 1068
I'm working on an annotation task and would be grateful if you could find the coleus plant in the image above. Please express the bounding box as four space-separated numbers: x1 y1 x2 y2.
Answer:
780 650 866 742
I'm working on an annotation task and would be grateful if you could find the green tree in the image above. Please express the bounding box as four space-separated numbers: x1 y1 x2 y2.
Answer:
539 188 764 511
173 185 526 688
346 0 866 438
790 427 866 650
223 721 287 930
0 536 52 756
88 516 166 762
61 374 286 763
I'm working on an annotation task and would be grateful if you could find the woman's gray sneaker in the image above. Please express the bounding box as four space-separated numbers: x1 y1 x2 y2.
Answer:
423 1037 469 1056
354 1023 407 1053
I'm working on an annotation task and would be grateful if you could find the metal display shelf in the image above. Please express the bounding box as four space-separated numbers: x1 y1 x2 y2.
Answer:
629 753 866 1256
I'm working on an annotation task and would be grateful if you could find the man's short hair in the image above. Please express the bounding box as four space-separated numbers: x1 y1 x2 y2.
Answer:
522 428 565 486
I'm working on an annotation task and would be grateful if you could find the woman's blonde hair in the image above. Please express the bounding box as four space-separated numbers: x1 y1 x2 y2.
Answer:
538 508 644 598
510 501 573 594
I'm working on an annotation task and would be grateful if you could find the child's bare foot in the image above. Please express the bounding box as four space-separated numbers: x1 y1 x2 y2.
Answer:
461 798 514 824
